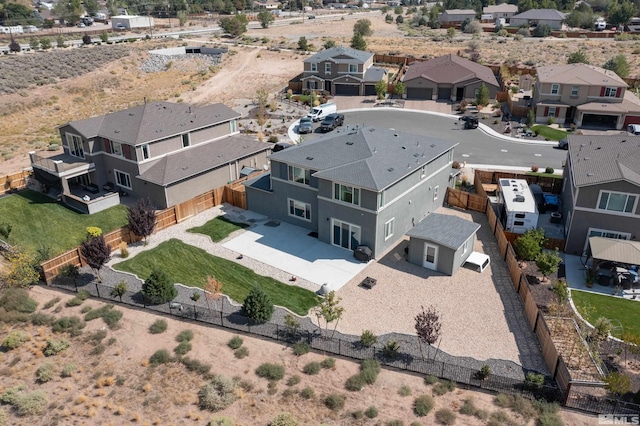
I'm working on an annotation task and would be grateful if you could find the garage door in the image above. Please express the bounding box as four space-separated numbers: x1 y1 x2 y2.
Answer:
437 87 452 100
364 85 377 96
623 115 640 127
406 88 432 100
582 114 618 129
335 84 360 96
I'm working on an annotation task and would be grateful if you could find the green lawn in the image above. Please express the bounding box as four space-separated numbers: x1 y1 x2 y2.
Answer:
531 125 568 141
572 290 640 339
113 239 319 316
0 190 128 256
187 216 250 242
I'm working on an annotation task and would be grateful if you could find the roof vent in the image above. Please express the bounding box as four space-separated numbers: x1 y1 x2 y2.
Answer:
587 173 594 176
430 143 436 148
306 156 314 161
388 167 394 172
129 113 135 116
402 146 406 150
346 141 354 145
621 139 627 143
584 157 590 160
413 153 420 157
394 134 399 137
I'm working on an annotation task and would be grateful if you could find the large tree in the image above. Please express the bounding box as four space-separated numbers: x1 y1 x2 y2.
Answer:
127 198 157 244
79 235 111 282
257 10 274 28
218 14 248 36
353 19 373 36
608 0 637 27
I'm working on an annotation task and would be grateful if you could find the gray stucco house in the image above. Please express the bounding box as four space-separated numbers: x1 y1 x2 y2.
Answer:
30 102 272 212
406 212 480 275
509 9 566 29
562 135 640 255
245 126 458 258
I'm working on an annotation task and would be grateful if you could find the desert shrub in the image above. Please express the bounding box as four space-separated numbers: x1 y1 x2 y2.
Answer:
174 341 192 356
43 297 61 309
432 380 455 396
525 372 545 389
52 316 85 336
228 336 243 349
303 362 321 375
460 397 477 415
269 412 298 426
510 395 538 420
81 305 92 314
324 393 346 411
30 312 55 326
176 329 194 343
517 27 530 37
490 410 512 423
475 409 489 420
149 319 167 334
424 374 438 385
287 375 301 386
321 357 336 369
198 375 238 412
234 347 249 359
0 288 37 313
149 349 173 365
14 390 47 416
101 309 123 328
382 340 399 358
36 363 56 383
360 329 377 347
387 420 403 426
435 408 456 425
256 363 285 381
365 405 378 418
210 417 234 426
494 393 511 408
2 331 30 349
300 387 314 399
545 167 555 174
538 412 564 426
61 363 77 378
43 338 70 356
180 357 212 375
237 380 254 392
0 407 5 425
345 374 366 391
292 342 310 356
476 364 491 380
1 384 26 404
360 359 381 384
351 410 364 419
414 394 434 416
398 385 412 396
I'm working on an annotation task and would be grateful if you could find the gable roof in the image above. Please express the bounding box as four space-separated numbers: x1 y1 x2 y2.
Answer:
303 46 372 65
511 8 566 20
443 9 476 15
403 54 499 87
483 4 518 13
536 63 627 86
65 102 240 146
269 126 457 192
138 134 271 186
567 135 640 187
406 212 480 250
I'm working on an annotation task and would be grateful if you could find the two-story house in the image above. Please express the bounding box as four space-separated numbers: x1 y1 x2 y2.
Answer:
30 102 272 212
244 126 458 258
533 63 640 130
300 47 387 96
562 135 640 255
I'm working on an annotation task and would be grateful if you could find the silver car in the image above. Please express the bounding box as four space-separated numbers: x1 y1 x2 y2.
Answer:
298 117 313 134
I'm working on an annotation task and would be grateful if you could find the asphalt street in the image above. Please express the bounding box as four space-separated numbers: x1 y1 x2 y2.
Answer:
301 109 567 170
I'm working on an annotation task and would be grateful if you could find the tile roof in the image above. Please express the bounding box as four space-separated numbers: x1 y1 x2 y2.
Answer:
406 212 480 250
536 63 627 86
138 134 271 186
511 8 566 20
303 46 373 64
403 54 499 87
567 135 640 187
269 126 457 192
66 102 240 146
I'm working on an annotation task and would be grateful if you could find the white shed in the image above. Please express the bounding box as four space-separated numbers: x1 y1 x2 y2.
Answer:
111 15 154 30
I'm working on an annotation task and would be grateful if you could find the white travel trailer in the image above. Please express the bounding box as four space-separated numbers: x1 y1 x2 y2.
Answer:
497 178 539 234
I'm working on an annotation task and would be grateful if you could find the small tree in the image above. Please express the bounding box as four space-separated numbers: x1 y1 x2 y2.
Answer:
57 35 65 48
141 268 177 305
30 38 40 50
446 27 456 40
532 23 551 37
219 15 248 37
415 305 442 360
394 81 406 98
79 235 111 282
127 198 157 244
513 228 546 261
297 36 309 51
603 54 630 78
242 285 274 323
204 275 223 314
350 32 366 50
604 372 631 398
375 80 387 100
353 18 373 36
9 36 21 53
257 10 274 28
463 20 482 34
99 32 109 43
535 249 562 282
475 83 489 107
314 291 344 338
177 10 188 26
323 39 336 49
567 50 589 64
552 280 569 305
255 88 269 130
40 37 52 50
82 34 91 45
110 281 127 302
526 109 536 127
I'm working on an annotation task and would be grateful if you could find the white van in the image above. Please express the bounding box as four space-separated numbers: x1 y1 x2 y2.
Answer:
307 102 337 122
595 20 606 31
628 124 640 135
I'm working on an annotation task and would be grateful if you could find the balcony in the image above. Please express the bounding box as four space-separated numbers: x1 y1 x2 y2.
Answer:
29 151 94 177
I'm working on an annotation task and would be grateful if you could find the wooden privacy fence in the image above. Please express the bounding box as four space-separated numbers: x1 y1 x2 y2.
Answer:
475 169 563 194
445 187 487 212
0 170 32 195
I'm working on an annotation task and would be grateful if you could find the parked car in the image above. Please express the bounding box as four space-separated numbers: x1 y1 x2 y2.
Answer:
273 142 292 152
320 113 345 132
115 23 126 30
77 22 86 28
307 14 315 19
458 115 478 129
628 124 640 135
298 117 313 134
557 138 568 150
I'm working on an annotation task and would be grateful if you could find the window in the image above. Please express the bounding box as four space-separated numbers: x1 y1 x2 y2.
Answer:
332 219 361 250
514 220 525 226
604 87 617 97
310 63 317 72
433 185 439 201
325 63 331 74
308 81 317 90
288 199 311 221
230 119 236 133
550 84 559 95
597 191 637 213
349 64 358 73
66 134 84 158
141 144 150 160
288 165 310 185
334 183 360 205
384 218 395 240
462 238 470 255
379 191 385 208
111 141 123 157
420 166 426 179
182 133 190 148
114 169 131 189
548 107 556 118
571 86 579 97
515 213 526 219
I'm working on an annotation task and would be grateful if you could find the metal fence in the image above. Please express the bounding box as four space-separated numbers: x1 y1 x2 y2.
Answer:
48 280 563 406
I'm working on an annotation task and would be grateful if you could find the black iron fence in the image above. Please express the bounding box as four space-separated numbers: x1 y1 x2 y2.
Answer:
565 390 640 415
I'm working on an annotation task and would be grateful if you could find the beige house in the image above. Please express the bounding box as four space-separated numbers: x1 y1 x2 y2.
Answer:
439 9 476 24
533 63 640 130
30 102 272 212
482 4 518 20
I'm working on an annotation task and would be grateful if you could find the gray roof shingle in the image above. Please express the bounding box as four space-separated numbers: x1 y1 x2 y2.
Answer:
567 135 640 187
303 46 373 64
406 213 480 250
138 134 271 186
511 8 566 20
403 54 499 87
269 126 457 191
66 102 240 146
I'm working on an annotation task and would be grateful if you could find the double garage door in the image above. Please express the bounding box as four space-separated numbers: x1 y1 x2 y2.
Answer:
406 88 432 100
335 84 360 96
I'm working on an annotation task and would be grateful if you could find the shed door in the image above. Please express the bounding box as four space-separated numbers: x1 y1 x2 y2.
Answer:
422 243 438 270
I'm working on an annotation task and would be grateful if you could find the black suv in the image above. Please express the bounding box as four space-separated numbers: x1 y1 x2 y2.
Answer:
319 113 345 132
459 115 479 129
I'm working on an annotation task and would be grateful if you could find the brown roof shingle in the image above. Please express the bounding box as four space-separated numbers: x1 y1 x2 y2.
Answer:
403 54 499 87
536 63 627 87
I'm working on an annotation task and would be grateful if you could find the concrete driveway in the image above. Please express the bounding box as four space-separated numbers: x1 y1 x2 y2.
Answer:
222 219 369 291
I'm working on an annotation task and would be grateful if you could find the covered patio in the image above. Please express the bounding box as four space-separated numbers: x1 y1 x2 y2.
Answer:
588 236 640 298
